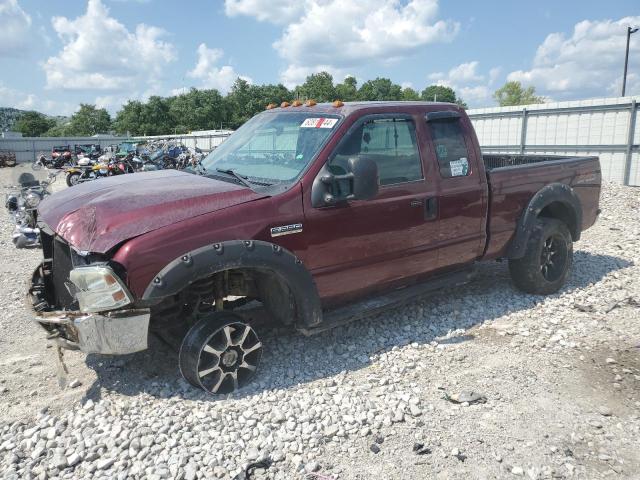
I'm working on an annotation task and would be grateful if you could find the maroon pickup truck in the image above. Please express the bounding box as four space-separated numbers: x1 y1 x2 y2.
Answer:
29 101 601 394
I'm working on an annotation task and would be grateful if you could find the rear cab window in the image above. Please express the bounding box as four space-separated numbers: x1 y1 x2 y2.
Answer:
427 116 471 178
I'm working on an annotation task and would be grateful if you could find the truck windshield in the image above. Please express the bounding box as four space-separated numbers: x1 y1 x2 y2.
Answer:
200 112 341 184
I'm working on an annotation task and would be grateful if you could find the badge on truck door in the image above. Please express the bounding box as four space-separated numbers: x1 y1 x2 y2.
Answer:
271 223 303 237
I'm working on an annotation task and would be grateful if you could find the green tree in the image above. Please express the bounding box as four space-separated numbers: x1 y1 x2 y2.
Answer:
420 85 458 103
225 78 255 128
420 85 467 108
114 100 145 135
14 111 56 137
357 78 402 101
244 83 291 118
140 96 173 135
169 88 226 131
295 72 336 103
401 87 421 101
493 81 544 106
335 76 358 101
43 122 72 137
66 104 111 136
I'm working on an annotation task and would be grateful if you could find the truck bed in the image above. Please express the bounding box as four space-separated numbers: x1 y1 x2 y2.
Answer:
482 154 601 259
483 154 593 171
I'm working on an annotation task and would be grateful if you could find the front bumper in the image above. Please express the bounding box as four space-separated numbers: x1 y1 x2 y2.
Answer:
29 263 150 355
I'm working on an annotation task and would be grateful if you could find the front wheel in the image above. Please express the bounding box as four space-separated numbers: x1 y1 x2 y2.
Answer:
66 172 82 187
509 218 573 295
179 312 263 394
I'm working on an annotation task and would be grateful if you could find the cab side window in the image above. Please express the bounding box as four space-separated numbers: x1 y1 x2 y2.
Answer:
330 117 423 186
428 119 471 178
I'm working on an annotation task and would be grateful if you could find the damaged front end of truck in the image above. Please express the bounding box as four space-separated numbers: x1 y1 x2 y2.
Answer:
28 228 150 356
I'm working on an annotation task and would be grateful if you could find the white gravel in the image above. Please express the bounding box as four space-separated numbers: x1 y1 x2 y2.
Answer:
1 164 639 479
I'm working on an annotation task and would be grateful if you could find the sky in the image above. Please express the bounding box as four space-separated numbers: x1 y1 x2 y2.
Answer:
0 0 639 116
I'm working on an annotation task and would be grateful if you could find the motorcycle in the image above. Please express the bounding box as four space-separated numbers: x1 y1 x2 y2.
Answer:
135 149 164 171
49 145 74 168
33 152 75 170
65 161 110 186
5 171 59 248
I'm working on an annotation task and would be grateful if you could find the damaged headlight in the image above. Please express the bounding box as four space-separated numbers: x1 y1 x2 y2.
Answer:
69 266 133 313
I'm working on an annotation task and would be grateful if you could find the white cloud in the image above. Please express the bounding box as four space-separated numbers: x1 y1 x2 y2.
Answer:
186 43 251 93
508 16 640 98
43 0 176 92
224 0 304 24
225 0 458 87
0 0 32 56
428 61 497 106
488 67 502 86
458 85 492 104
447 61 483 83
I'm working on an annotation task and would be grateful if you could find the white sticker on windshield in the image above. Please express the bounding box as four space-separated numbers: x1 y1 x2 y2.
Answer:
450 157 469 176
300 118 338 129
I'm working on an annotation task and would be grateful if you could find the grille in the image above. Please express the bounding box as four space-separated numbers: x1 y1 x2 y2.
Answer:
41 230 54 260
52 237 76 309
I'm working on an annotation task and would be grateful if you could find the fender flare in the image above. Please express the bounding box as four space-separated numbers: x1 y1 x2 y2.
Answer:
508 183 583 259
141 240 323 328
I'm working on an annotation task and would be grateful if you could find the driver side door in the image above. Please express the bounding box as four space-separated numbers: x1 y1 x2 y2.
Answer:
301 113 441 307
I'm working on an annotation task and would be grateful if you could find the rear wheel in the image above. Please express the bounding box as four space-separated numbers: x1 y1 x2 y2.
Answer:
509 218 573 295
179 312 263 394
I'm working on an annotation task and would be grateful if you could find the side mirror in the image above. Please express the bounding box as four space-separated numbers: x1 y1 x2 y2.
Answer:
311 156 379 207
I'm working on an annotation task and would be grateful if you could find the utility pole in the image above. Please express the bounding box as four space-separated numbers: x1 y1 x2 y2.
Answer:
622 26 639 97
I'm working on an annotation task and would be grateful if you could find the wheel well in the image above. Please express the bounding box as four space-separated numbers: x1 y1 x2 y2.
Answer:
539 201 578 240
150 267 297 331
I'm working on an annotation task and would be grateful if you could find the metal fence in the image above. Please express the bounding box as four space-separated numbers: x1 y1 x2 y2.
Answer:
467 96 640 186
0 132 233 164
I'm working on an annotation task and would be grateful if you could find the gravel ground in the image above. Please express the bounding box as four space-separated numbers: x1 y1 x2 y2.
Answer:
0 164 639 479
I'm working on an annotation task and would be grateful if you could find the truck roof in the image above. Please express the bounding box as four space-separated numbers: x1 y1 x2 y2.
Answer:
265 101 460 116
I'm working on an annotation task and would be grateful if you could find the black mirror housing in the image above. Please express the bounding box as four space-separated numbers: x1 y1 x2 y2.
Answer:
311 156 379 207
348 156 378 201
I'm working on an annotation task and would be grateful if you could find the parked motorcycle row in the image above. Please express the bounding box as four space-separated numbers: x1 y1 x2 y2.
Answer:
34 140 205 187
3 140 205 249
4 170 60 248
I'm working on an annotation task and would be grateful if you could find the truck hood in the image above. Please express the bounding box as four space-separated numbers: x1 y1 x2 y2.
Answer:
38 170 267 253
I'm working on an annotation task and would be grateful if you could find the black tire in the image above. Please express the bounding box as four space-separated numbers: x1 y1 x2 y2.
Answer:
509 218 573 295
179 312 262 395
66 172 81 187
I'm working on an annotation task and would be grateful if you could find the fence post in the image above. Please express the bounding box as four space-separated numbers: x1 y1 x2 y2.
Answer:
623 100 637 186
519 108 528 155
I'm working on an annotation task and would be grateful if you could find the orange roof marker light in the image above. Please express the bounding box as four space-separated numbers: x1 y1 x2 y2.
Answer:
292 100 303 107
333 100 344 108
281 101 290 108
266 103 277 110
305 99 317 107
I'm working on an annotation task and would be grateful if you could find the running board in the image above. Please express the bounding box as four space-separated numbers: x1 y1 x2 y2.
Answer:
298 267 476 336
